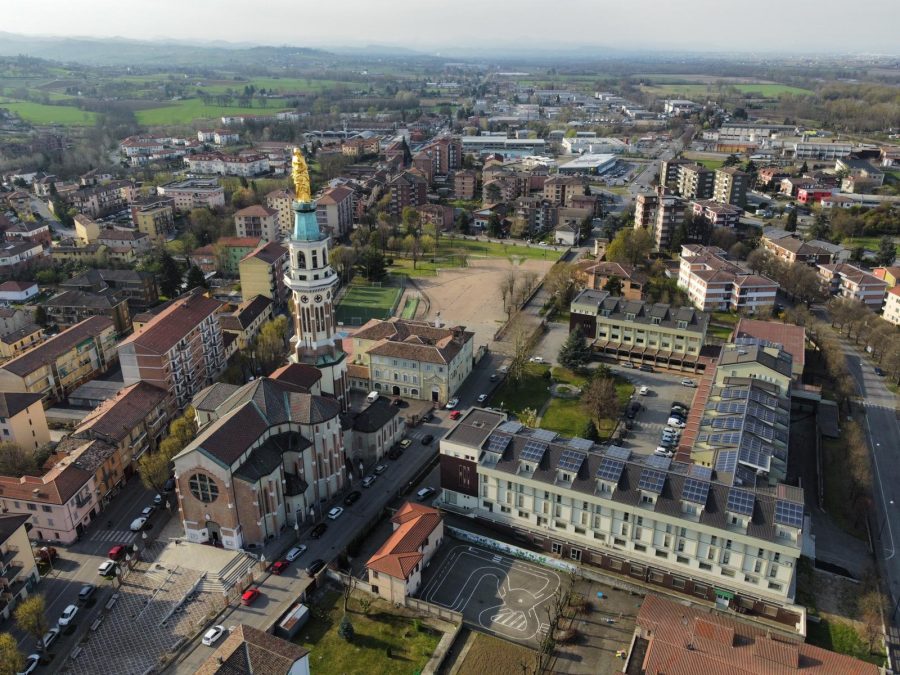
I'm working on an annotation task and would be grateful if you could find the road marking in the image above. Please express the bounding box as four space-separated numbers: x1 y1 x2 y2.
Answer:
90 530 137 544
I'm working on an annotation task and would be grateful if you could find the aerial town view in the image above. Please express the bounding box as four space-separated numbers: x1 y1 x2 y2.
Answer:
0 1 898 674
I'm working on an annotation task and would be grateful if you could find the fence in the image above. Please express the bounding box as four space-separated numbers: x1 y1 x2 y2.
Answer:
404 597 463 624
447 526 578 575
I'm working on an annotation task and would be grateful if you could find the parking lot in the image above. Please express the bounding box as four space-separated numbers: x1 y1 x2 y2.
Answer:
607 363 699 455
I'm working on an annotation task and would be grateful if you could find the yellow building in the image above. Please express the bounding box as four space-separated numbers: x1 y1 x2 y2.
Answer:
238 242 288 306
50 242 107 264
0 515 41 620
130 197 175 243
0 324 43 360
0 392 50 451
73 214 100 245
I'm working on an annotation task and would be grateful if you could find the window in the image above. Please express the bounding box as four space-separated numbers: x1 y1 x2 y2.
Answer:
676 555 689 564
634 544 646 552
570 549 581 562
189 474 220 503
27 504 36 511
41 505 51 513
767 581 783 591
699 562 712 571
672 576 686 589
551 542 562 555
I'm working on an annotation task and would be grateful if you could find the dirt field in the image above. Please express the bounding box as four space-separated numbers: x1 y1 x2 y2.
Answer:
414 257 556 350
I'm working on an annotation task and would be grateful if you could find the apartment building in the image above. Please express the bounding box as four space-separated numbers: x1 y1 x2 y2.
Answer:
0 392 50 451
659 158 688 189
420 137 462 175
74 214 100 245
234 204 280 243
341 137 380 158
238 241 288 307
218 294 272 351
45 289 132 335
130 196 175 243
96 228 152 263
836 158 885 194
388 171 428 218
543 176 586 207
62 268 159 312
0 515 41 620
0 316 117 405
884 287 900 326
190 236 260 277
634 188 685 250
349 318 474 405
0 324 43 360
4 219 51 247
0 241 45 275
713 167 749 207
419 204 455 232
438 410 806 623
184 152 269 177
582 262 648 301
676 164 715 200
691 200 742 228
63 180 135 219
315 185 354 239
817 262 888 310
761 232 834 266
570 290 709 372
679 246 778 312
454 170 478 200
118 291 226 409
157 179 226 212
266 189 294 238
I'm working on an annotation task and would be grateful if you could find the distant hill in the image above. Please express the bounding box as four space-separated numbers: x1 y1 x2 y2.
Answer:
0 32 330 66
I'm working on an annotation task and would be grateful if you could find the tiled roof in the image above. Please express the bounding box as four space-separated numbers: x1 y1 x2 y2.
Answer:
366 502 441 579
1 315 113 377
0 280 37 292
318 185 354 204
354 318 473 365
219 295 271 332
0 392 43 418
74 381 169 444
235 204 278 219
347 397 399 433
192 383 242 412
215 237 262 249
0 460 92 505
269 363 322 392
196 624 308 675
241 241 287 265
0 515 30 545
118 291 222 355
46 289 125 310
734 319 805 372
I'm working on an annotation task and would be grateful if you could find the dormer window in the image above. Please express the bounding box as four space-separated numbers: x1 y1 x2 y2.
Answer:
651 317 661 325
677 320 688 329
625 313 636 321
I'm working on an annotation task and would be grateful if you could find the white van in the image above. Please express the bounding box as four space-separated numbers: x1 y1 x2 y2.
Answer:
366 391 379 403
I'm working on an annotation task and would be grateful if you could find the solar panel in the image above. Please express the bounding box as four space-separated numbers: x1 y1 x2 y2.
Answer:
711 416 743 430
716 401 747 415
739 446 771 472
645 455 672 470
745 419 774 441
531 429 558 442
497 421 523 434
682 477 711 505
605 445 631 460
720 387 749 400
520 439 548 463
568 437 594 451
774 500 804 528
708 432 741 446
596 458 625 483
727 487 755 515
689 464 713 480
557 449 586 473
749 388 778 408
734 465 758 488
715 449 738 473
638 468 666 494
486 433 512 454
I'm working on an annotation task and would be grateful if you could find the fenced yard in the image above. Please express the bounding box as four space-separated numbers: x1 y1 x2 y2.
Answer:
335 280 403 327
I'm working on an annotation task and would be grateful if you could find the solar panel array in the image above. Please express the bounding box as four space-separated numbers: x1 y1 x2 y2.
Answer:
520 439 548 463
605 445 632 461
681 477 711 504
497 420 523 434
715 449 738 473
638 468 666 494
748 402 777 424
716 401 747 414
645 454 672 470
568 437 594 451
738 445 771 472
774 499 804 528
689 464 713 480
711 416 743 430
720 387 750 400
745 419 775 440
749 388 779 408
486 433 512 454
708 431 741 446
596 458 625 483
531 429 558 442
727 487 755 515
557 449 586 474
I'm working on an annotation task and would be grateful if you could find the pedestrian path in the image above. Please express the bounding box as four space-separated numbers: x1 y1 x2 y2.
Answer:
89 529 138 544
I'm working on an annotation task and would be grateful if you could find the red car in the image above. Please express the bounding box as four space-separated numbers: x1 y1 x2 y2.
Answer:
108 545 126 561
270 560 289 575
449 410 462 420
241 588 261 605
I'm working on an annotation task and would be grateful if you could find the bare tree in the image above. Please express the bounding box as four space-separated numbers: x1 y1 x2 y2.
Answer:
582 377 621 430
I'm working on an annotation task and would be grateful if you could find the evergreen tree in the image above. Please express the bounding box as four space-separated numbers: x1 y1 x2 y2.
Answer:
602 275 623 296
784 208 798 233
338 615 355 642
877 236 897 267
158 251 183 298
487 213 503 238
356 246 387 281
185 265 208 291
799 161 809 175
558 326 591 371
400 137 412 167
579 216 593 243
33 306 47 327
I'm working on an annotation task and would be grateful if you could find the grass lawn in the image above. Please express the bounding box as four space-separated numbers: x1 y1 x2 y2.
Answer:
387 255 467 278
842 236 900 255
695 158 725 171
0 99 97 125
642 83 811 97
444 238 561 261
400 296 419 319
296 591 441 675
711 311 740 326
335 282 402 327
456 631 535 675
135 99 289 125
541 399 591 437
491 363 552 413
807 615 886 667
551 366 589 387
708 324 735 340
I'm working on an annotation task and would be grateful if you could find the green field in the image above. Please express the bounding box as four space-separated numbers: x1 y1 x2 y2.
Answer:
642 83 811 97
443 238 562 261
135 99 290 125
388 255 467 278
335 282 402 327
694 158 725 170
400 296 419 319
842 236 900 255
0 99 96 125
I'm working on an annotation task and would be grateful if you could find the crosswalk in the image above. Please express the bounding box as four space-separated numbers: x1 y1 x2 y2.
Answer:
406 429 444 441
490 608 528 631
90 529 138 544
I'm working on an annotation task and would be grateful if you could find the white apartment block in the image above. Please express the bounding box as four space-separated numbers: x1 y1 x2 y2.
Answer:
438 411 806 623
884 287 900 326
817 263 888 311
679 246 778 312
184 152 269 177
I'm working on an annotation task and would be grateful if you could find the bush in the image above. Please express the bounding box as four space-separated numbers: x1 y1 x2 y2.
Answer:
338 615 355 642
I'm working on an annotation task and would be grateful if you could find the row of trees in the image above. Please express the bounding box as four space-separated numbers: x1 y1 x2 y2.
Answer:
138 407 198 493
746 249 827 306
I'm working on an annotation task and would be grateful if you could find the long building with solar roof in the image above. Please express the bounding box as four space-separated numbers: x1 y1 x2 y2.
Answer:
439 408 806 630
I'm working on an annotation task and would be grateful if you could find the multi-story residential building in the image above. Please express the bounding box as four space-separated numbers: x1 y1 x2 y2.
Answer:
634 188 684 250
366 503 443 603
239 242 289 307
0 281 38 305
511 196 556 238
266 189 294 238
172 377 348 550
349 318 474 405
836 158 885 194
713 167 749 207
691 200 742 229
676 164 715 200
341 137 381 158
438 410 806 622
874 265 900 288
342 396 405 466
234 204 280 243
733 318 806 380
817 262 888 310
3 219 51 247
582 262 648 301
130 196 175 243
218 294 272 352
884 287 900 326
190 237 260 277
659 158 687 189
0 515 41 620
95 228 153 262
118 291 226 410
570 290 709 372
0 392 50 451
419 137 462 175
62 268 158 312
73 213 100 245
184 152 269 177
412 151 435 185
419 204 455 232
388 171 428 218
0 324 43 360
63 180 135 219
761 232 834 266
0 316 117 405
157 179 226 212
0 308 30 335
49 241 106 265
453 170 478 200
45 289 132 336
679 246 778 312
315 186 354 240
0 241 45 275
543 176 585 206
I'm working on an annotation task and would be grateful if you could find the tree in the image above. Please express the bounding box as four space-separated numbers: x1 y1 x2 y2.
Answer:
338 615 355 642
487 213 503 238
582 377 621 430
169 406 197 448
255 315 289 373
455 211 471 234
484 182 502 205
850 245 866 263
401 207 420 234
876 236 896 266
158 251 182 298
356 246 387 282
139 448 172 492
0 443 38 475
799 160 809 175
723 154 740 167
784 208 798 233
859 589 886 652
0 633 23 675
602 275 623 296
519 408 539 428
15 596 48 657
578 216 593 243
185 265 208 291
558 326 591 371
606 228 654 266
33 305 48 327
403 234 423 269
544 262 578 312
508 323 530 386
330 245 357 284
809 213 831 241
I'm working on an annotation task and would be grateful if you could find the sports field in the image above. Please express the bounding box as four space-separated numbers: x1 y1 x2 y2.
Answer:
335 283 402 327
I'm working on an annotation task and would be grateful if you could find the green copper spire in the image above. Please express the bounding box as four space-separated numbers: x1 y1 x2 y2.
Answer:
292 200 322 241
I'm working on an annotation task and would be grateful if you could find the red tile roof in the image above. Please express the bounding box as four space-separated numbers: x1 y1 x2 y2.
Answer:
118 291 222 355
235 204 278 219
734 319 805 373
1 315 113 377
75 381 170 444
366 502 441 580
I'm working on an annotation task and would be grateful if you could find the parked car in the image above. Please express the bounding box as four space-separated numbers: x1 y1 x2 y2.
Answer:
529 356 544 363
875 367 886 376
445 398 459 409
305 559 326 576
271 560 289 575
285 545 307 562
163 478 176 493
18 654 39 675
366 391 379 403
387 445 403 460
98 560 117 577
310 523 327 539
626 401 641 419
621 362 634 368
41 626 60 650
477 394 488 403
654 447 674 457
449 410 462 420
241 588 260 606
490 374 499 382
140 505 155 518
362 475 376 488
667 417 686 428
129 517 148 532
153 494 163 506
77 584 96 602
344 491 362 506
108 545 126 561
374 464 387 475
417 487 435 502
399 439 412 449
327 507 344 520
421 434 434 445
639 386 649 396
663 426 681 436
57 604 78 626
499 365 509 374
202 625 226 646
680 378 696 387
37 546 58 563
639 364 653 372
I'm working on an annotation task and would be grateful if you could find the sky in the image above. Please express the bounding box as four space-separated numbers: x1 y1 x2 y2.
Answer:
6 0 899 54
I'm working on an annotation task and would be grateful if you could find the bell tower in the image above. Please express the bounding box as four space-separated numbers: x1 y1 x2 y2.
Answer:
284 148 348 411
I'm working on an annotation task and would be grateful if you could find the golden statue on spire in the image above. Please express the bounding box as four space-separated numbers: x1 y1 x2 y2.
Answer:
291 147 312 202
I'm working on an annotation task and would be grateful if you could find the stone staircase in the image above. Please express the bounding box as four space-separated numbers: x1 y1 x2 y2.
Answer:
195 551 258 596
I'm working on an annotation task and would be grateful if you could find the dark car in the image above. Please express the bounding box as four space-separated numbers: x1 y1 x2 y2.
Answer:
270 560 289 575
344 490 362 505
421 434 434 445
163 478 176 493
387 445 403 460
626 401 641 419
310 523 328 539
78 584 96 602
639 364 653 373
305 559 326 576
875 367 886 376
